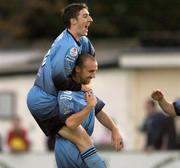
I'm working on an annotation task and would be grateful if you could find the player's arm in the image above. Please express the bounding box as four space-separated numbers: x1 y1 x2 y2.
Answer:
65 91 96 130
66 95 105 129
52 45 91 92
51 45 80 91
55 77 91 92
54 36 96 92
55 77 81 91
96 110 123 151
151 90 177 117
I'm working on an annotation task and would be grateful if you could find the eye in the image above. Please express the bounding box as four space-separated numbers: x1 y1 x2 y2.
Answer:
83 14 88 18
89 70 95 73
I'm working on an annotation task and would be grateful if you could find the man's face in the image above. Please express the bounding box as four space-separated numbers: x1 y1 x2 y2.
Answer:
75 8 93 36
77 59 98 84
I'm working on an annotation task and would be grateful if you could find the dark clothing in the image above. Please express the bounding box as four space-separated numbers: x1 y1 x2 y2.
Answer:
47 136 56 151
0 135 2 152
173 101 180 116
141 112 176 150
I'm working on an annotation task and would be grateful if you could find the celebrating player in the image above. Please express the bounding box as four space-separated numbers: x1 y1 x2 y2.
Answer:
55 54 123 168
27 3 111 168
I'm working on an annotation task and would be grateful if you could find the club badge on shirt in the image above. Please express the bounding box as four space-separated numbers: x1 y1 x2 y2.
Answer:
70 47 78 57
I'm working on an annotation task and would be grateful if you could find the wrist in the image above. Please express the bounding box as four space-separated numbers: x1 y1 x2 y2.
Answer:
158 97 165 103
111 125 119 132
86 105 94 110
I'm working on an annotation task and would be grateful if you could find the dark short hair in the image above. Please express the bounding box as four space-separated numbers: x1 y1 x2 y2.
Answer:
72 53 96 75
75 53 95 68
62 3 88 28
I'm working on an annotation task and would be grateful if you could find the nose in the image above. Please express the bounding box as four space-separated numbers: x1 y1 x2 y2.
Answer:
91 72 96 78
88 15 93 22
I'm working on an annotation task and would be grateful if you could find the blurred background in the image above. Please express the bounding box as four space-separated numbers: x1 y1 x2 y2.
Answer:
0 0 180 167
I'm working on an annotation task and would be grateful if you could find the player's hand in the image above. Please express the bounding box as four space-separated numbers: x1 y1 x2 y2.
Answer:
151 90 164 101
111 127 124 151
85 90 97 108
81 84 92 92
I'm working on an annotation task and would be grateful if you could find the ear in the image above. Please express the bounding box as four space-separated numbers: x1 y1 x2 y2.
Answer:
75 66 81 73
70 18 77 26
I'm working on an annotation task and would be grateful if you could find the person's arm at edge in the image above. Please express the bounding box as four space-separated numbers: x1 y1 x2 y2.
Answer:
151 90 176 117
158 98 176 117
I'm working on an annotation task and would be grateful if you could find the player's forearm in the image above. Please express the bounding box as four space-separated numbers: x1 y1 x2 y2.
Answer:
65 105 93 130
96 110 118 131
55 78 81 91
158 98 176 117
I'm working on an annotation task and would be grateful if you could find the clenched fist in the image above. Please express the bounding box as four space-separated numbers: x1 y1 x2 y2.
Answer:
151 90 164 101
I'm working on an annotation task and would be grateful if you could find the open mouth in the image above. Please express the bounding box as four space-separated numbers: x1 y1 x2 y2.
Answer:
85 25 89 31
85 23 90 31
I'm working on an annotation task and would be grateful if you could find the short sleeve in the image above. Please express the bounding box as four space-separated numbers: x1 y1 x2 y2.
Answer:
80 36 95 56
95 97 105 115
173 101 180 116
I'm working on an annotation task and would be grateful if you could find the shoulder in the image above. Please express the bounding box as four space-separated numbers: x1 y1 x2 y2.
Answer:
59 91 84 102
59 91 73 100
58 91 75 112
80 36 91 43
54 30 75 48
80 36 95 56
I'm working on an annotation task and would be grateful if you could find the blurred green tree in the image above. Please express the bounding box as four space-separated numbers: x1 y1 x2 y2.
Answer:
0 0 180 46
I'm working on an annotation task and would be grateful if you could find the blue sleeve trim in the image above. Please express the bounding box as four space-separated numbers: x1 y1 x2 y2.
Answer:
95 97 105 115
173 101 180 116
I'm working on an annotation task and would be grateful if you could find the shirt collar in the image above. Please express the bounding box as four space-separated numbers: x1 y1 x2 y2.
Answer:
67 29 81 46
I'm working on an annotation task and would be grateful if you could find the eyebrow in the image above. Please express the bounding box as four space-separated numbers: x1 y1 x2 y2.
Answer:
83 13 89 16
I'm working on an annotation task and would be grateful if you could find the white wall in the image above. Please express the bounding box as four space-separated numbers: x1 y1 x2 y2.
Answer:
92 69 134 149
0 75 46 152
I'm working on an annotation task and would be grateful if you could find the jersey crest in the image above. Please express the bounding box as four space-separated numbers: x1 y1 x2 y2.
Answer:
70 47 78 57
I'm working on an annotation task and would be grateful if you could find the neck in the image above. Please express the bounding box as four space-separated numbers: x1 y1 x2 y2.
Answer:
72 75 81 84
68 28 80 41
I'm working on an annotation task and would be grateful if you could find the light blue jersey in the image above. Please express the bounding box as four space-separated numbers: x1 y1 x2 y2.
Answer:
35 29 94 96
26 29 95 136
58 91 95 135
55 91 95 168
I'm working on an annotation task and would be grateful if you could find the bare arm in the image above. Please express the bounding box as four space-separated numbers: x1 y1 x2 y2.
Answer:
96 110 123 151
54 77 92 92
151 90 176 117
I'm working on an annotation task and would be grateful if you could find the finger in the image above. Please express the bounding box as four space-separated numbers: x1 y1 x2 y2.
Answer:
120 140 124 149
118 139 124 151
86 92 92 96
117 142 121 151
115 141 119 151
114 139 120 151
86 90 93 96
